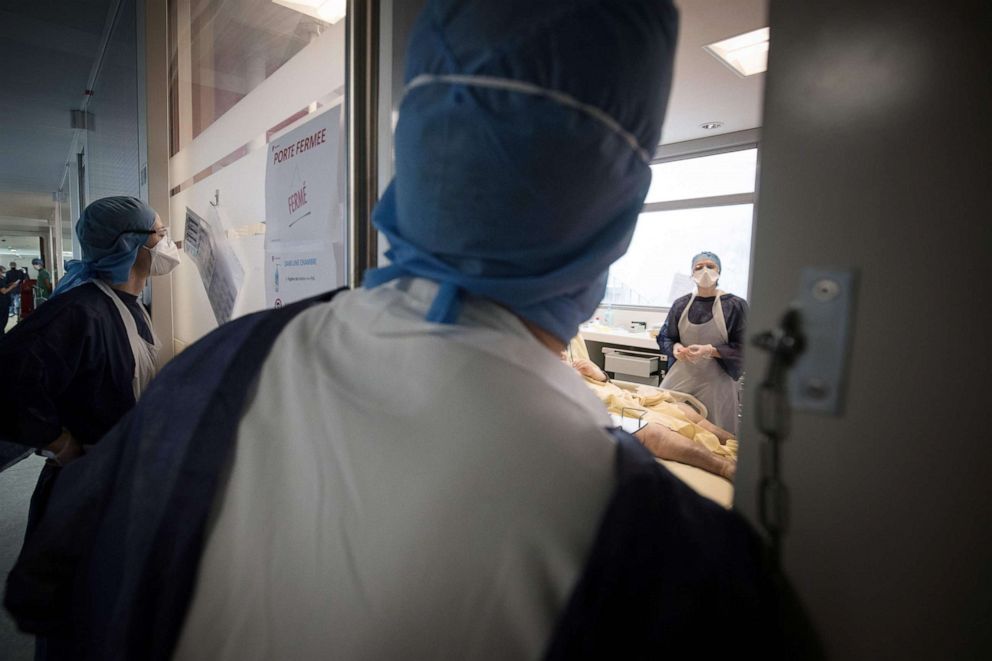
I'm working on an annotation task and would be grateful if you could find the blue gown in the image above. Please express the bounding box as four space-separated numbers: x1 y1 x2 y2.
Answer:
4 290 794 660
0 282 152 468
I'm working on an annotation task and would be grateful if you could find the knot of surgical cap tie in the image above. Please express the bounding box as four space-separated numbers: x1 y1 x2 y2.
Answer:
363 250 464 325
427 282 463 324
55 260 98 295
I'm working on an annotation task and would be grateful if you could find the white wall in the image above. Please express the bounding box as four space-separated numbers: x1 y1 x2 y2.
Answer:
168 21 345 350
0 251 42 264
591 305 669 331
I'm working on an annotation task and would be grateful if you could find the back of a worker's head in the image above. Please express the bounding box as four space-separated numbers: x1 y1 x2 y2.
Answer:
366 0 679 343
50 196 156 298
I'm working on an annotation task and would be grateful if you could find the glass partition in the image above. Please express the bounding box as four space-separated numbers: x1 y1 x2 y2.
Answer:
167 0 348 344
606 204 755 307
644 148 758 204
605 146 758 308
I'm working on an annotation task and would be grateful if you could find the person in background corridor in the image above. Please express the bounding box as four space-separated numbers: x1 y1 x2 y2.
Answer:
31 258 52 303
3 261 26 320
0 265 10 337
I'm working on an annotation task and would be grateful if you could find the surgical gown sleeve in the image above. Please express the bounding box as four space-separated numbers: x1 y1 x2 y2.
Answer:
712 296 748 381
657 319 676 368
657 295 689 357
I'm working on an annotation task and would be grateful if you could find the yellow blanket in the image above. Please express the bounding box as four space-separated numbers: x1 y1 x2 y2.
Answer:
569 334 736 459
582 377 738 460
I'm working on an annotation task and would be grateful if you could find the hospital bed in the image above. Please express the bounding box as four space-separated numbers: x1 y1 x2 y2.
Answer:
578 334 735 509
611 408 734 509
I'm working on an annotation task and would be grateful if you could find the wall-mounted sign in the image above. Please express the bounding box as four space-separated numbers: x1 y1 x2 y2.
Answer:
184 206 245 324
264 107 344 307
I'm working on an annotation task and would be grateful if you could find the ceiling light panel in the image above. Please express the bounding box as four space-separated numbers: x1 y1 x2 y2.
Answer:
704 27 769 77
271 0 346 24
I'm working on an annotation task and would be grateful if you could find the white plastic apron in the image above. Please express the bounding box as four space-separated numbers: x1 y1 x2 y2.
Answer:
93 280 161 400
660 291 739 434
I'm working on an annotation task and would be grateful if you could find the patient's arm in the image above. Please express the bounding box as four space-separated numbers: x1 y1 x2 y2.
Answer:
673 402 734 444
571 358 608 382
633 423 736 481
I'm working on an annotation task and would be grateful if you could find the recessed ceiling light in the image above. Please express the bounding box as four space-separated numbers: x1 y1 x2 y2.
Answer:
700 121 723 130
704 27 769 77
271 0 346 24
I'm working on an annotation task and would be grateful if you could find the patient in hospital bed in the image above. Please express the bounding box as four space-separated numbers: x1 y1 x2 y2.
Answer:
565 338 738 483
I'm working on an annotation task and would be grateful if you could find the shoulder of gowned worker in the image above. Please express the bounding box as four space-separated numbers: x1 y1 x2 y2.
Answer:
0 283 107 345
720 293 749 311
669 293 693 312
152 289 342 382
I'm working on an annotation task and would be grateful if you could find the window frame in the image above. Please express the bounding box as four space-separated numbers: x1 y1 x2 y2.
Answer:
606 129 761 313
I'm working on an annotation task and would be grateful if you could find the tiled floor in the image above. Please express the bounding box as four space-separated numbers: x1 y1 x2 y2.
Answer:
0 454 43 660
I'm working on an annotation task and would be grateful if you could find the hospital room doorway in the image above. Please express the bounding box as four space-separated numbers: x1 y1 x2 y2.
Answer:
380 0 769 507
384 1 990 656
567 0 765 507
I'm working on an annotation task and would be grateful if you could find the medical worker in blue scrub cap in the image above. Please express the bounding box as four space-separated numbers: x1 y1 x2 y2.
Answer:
0 196 178 519
659 251 749 434
6 3 781 659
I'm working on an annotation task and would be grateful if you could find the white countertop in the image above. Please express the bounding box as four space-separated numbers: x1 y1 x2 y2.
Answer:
579 325 662 350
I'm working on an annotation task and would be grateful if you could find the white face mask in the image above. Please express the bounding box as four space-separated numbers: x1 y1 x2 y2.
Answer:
692 266 719 288
144 237 181 276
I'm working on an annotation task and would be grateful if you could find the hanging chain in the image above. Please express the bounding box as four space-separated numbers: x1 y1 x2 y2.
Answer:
751 307 805 567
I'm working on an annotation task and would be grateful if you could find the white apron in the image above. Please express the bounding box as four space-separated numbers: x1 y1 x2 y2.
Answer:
660 291 739 434
93 280 161 400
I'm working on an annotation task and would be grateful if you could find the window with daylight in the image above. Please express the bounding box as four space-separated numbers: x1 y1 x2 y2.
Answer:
604 147 758 308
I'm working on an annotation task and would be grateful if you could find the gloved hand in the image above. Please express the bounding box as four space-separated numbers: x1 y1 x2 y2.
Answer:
673 343 695 363
687 344 717 360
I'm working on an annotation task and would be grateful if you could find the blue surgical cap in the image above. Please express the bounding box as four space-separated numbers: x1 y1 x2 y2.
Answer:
692 251 722 272
50 196 157 298
364 0 679 343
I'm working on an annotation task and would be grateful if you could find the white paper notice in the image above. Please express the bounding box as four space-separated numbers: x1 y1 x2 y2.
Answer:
265 107 345 308
184 206 245 324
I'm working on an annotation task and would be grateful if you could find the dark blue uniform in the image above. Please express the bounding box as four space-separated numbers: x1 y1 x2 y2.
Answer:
0 281 153 520
0 282 151 455
658 293 749 380
5 267 27 310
